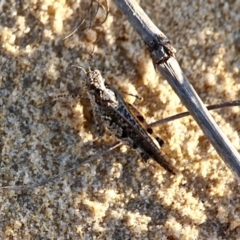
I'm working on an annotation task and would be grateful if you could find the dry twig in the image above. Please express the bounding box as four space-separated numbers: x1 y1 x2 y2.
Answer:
114 0 240 180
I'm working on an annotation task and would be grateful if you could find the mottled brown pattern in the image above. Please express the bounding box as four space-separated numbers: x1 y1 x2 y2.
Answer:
82 69 176 174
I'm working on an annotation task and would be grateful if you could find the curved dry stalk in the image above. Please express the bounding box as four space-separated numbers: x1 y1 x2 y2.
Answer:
0 142 122 191
63 0 109 40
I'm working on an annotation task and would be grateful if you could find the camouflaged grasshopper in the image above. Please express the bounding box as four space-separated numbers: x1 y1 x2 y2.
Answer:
76 65 176 174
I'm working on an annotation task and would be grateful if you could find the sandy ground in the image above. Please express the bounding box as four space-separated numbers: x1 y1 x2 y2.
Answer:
1 0 240 239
